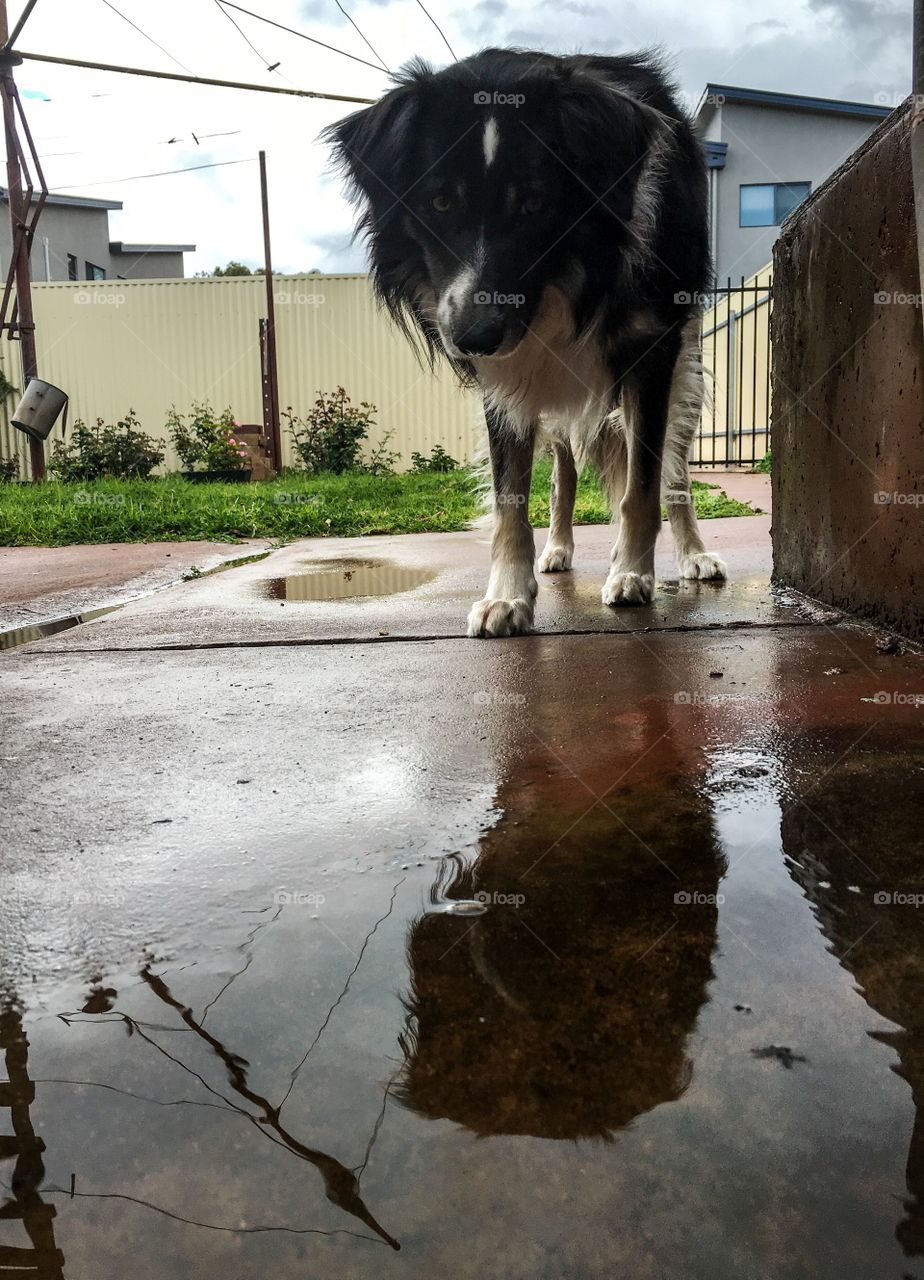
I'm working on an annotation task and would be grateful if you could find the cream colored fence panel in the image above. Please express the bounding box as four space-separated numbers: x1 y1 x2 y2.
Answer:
0 273 482 474
698 265 772 467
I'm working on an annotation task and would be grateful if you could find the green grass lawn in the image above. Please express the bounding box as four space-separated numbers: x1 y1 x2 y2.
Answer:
0 459 758 547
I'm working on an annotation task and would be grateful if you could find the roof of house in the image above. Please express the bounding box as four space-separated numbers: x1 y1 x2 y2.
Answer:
110 241 196 254
696 84 893 128
0 187 123 211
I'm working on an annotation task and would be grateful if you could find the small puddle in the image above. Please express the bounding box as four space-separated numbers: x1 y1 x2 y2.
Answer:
264 559 434 602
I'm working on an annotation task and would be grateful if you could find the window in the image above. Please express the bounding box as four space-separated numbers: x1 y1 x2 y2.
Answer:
66 253 78 281
739 182 810 227
85 262 106 281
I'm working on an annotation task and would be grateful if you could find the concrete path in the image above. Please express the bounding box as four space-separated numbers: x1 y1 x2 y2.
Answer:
0 538 270 633
2 510 923 1280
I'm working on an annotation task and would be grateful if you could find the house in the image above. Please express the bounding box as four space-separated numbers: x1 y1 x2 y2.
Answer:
0 188 195 281
695 85 891 284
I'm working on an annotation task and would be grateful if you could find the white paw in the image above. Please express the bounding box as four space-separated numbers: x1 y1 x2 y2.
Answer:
538 543 573 573
678 552 727 581
601 571 654 607
467 597 534 638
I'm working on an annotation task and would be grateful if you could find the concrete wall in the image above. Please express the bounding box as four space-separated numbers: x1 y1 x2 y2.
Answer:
712 104 879 284
772 100 924 639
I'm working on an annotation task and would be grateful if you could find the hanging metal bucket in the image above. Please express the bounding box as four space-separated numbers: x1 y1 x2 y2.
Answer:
11 378 68 442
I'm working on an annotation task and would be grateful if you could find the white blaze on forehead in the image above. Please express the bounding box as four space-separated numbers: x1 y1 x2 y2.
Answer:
483 116 500 169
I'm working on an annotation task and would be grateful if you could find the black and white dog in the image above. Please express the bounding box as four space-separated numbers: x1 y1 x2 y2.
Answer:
327 47 726 636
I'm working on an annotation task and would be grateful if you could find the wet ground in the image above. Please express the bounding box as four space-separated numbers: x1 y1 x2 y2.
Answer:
1 514 923 1279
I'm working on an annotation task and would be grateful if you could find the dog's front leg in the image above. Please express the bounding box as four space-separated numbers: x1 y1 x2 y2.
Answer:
468 406 537 638
602 335 679 607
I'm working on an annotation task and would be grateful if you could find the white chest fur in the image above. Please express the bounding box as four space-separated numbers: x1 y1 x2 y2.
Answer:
472 285 614 439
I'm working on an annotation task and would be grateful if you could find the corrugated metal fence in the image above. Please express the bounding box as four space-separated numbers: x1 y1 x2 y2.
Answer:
0 273 481 476
0 267 773 477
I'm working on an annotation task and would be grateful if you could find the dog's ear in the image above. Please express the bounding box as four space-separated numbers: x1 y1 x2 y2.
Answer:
324 66 429 210
556 69 671 224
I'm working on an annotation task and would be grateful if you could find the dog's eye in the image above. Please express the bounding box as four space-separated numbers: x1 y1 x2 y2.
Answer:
431 194 452 213
521 195 543 215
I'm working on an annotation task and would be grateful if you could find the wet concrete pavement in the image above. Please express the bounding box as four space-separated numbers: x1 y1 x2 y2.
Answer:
0 540 270 636
17 512 782 650
1 514 923 1279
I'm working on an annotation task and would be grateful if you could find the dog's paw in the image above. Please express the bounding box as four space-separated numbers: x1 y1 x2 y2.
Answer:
601 570 654 607
678 551 727 581
467 597 534 638
538 543 573 573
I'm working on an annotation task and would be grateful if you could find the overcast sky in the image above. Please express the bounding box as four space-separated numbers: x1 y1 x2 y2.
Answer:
10 0 912 275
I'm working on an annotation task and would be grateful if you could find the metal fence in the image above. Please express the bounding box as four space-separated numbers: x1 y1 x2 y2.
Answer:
0 273 482 478
693 269 773 468
0 268 774 479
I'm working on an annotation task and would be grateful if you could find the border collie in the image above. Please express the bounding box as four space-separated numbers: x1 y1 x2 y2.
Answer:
326 47 726 636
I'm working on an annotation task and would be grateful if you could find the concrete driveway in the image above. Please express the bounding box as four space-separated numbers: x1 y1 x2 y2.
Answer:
2 509 923 1279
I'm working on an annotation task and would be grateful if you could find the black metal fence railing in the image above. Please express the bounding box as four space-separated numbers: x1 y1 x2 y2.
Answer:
692 279 772 469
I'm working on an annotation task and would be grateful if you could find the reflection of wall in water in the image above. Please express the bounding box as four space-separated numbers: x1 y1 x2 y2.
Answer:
781 749 924 1257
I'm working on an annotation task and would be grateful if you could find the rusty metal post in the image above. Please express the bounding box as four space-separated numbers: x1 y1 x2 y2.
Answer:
0 0 44 479
259 150 282 474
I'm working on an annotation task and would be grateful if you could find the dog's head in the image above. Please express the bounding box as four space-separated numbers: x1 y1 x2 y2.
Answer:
325 49 669 362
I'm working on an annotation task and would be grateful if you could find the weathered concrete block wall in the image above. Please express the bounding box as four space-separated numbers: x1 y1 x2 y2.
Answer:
772 101 924 638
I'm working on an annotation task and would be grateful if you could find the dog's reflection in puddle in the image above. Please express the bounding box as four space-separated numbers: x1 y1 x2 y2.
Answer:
397 781 725 1139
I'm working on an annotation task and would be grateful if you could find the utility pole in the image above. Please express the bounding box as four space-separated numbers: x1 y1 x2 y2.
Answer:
0 0 45 480
259 150 282 473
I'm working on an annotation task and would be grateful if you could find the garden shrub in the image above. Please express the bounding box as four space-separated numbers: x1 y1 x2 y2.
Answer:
411 445 459 473
167 402 250 472
285 387 397 474
48 410 164 480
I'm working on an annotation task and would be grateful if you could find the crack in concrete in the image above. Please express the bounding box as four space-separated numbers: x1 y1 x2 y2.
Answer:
13 616 839 655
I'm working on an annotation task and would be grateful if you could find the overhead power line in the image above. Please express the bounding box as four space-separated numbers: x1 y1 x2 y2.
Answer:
217 1 389 75
49 157 253 189
210 0 280 75
17 52 376 105
333 0 390 74
99 0 193 74
413 0 456 61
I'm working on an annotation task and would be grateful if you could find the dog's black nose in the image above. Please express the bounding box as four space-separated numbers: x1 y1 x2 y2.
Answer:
452 317 506 356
